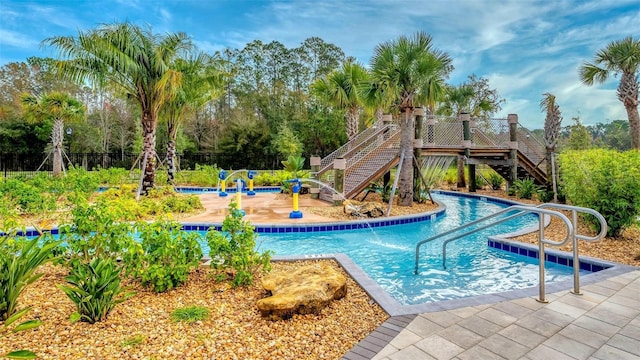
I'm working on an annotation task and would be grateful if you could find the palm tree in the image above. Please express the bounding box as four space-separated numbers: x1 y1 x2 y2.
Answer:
310 60 369 140
21 91 84 176
540 93 562 200
44 22 191 194
162 52 225 184
579 36 640 149
370 32 453 206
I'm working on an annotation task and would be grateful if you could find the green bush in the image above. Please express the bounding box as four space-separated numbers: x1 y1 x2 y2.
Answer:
135 220 203 293
206 201 272 287
560 149 640 237
60 198 139 269
512 178 541 200
59 257 135 324
0 235 58 321
0 179 56 215
487 172 504 190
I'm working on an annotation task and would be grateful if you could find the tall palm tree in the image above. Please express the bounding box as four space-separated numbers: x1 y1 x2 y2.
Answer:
162 52 225 184
579 36 640 149
540 93 562 199
21 91 84 176
370 32 452 206
310 60 369 140
44 22 191 194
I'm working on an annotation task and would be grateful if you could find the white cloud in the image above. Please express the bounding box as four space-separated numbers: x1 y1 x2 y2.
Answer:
0 29 39 48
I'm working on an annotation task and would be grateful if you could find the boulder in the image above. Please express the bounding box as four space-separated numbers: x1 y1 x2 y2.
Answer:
257 263 347 320
343 200 385 218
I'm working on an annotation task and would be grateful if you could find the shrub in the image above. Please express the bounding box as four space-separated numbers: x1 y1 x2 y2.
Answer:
560 149 640 237
487 172 504 190
512 178 541 200
206 201 272 287
0 235 59 321
60 198 139 269
170 306 210 323
59 257 135 324
135 220 203 293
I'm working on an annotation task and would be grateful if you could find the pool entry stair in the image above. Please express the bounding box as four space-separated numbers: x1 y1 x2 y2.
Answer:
414 203 608 303
315 112 547 202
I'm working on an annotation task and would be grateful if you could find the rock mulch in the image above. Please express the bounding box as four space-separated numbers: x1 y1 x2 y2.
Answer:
2 260 387 360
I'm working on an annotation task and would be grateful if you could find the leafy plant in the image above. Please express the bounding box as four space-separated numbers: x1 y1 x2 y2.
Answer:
206 201 272 287
281 155 305 178
59 257 135 324
560 149 640 237
170 305 210 323
1 306 41 359
135 220 203 293
0 234 56 359
120 334 146 348
512 178 541 200
487 172 504 190
0 235 59 321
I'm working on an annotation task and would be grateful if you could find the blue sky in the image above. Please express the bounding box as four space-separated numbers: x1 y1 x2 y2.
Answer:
1 0 638 129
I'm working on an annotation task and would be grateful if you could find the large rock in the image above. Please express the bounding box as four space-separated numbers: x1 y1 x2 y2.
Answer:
257 263 347 320
343 200 385 218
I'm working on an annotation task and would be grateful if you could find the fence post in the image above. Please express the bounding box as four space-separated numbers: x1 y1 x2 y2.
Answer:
310 156 321 200
508 114 519 189
333 158 346 206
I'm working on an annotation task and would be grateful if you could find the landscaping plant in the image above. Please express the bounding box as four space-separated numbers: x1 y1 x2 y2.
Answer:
487 172 504 190
59 257 135 324
170 305 210 323
206 201 272 286
135 220 203 292
560 149 640 237
511 178 541 200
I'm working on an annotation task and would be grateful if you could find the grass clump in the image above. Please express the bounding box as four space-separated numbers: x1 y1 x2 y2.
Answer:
170 306 210 323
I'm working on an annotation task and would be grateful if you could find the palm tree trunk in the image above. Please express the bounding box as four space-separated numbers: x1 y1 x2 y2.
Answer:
141 110 157 195
347 107 359 140
398 108 414 206
167 139 176 185
52 117 64 177
619 72 640 149
626 105 640 149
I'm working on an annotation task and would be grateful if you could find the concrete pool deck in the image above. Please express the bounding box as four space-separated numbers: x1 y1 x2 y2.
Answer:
184 192 640 359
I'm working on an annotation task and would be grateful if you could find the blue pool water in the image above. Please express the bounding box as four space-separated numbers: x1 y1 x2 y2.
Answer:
201 193 581 305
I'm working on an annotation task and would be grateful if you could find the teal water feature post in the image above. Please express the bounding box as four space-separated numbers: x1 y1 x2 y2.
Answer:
462 113 476 192
286 179 303 219
508 114 519 190
247 170 257 196
218 170 228 197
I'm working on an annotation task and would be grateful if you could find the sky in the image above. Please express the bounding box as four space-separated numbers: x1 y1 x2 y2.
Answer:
1 0 638 129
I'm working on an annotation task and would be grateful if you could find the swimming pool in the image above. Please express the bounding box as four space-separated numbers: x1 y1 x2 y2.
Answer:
199 193 584 305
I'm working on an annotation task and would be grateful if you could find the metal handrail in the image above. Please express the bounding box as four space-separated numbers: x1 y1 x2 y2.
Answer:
536 203 607 295
414 205 574 303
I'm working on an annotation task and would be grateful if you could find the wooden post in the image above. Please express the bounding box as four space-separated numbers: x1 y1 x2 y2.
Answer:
413 107 425 201
310 156 321 200
508 114 519 189
457 113 467 189
333 158 346 206
462 113 476 192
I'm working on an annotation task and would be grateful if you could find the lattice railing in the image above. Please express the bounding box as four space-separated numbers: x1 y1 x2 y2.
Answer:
471 117 510 148
517 126 546 169
420 115 461 147
319 125 393 173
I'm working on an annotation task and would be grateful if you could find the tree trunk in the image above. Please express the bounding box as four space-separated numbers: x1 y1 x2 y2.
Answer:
347 107 359 140
167 139 176 185
398 108 414 206
52 117 64 177
618 72 639 149
626 105 640 149
457 156 466 188
141 110 157 195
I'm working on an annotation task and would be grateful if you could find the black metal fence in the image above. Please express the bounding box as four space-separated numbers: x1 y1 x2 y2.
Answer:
0 152 281 178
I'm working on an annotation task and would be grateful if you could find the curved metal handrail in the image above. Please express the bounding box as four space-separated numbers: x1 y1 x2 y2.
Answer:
536 203 607 295
414 205 573 273
414 205 574 303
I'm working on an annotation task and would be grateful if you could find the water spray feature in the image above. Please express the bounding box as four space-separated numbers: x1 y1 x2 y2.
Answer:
235 179 246 216
285 179 303 219
247 170 257 196
218 170 228 197
421 156 455 189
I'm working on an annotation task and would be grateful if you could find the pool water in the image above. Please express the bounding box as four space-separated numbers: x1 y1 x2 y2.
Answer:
201 193 581 305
